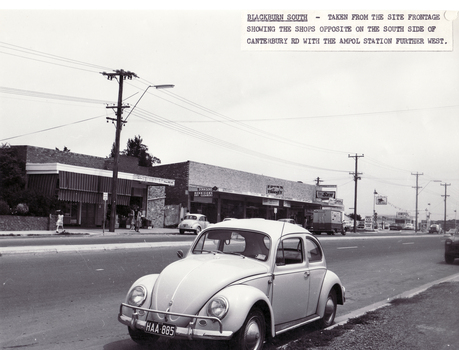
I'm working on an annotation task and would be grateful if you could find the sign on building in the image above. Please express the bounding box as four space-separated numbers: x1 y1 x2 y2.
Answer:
316 190 336 199
267 185 284 196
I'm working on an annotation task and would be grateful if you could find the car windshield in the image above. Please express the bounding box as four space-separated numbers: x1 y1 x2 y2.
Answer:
192 229 271 261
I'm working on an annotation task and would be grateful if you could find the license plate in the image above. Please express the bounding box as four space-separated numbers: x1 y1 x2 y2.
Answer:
145 321 176 337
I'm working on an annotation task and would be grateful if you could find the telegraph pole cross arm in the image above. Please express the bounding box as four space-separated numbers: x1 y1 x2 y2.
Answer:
101 69 139 232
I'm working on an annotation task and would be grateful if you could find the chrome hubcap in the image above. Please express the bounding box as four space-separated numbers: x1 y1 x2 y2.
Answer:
245 318 261 349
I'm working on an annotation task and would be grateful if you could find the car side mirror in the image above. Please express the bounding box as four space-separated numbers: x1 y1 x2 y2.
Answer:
177 250 184 259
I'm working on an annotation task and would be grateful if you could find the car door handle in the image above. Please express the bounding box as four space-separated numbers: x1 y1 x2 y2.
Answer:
304 271 310 278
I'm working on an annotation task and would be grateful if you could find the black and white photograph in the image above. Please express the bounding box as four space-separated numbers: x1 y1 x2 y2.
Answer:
1 1 459 350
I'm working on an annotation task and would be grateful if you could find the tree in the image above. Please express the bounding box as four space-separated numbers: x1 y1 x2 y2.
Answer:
0 143 26 206
348 213 362 222
110 135 161 167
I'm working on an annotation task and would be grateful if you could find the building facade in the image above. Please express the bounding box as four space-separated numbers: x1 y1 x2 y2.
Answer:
6 146 174 228
150 161 345 227
2 146 345 229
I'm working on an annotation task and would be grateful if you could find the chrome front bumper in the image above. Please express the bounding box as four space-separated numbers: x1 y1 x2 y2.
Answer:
118 303 233 340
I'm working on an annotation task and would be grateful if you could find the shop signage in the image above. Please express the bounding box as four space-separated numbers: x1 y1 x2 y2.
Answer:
316 190 335 199
133 174 175 186
329 198 343 206
376 196 387 205
267 185 284 196
396 211 410 218
194 187 213 197
263 198 279 206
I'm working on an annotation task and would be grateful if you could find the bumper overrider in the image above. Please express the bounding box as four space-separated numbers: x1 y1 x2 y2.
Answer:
118 303 233 340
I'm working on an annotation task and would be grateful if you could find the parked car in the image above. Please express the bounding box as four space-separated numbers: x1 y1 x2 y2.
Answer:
118 219 345 350
178 214 210 234
445 228 459 264
429 224 442 234
402 223 414 230
389 223 403 230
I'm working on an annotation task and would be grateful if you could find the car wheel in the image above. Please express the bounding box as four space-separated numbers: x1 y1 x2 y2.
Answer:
128 327 159 346
195 226 201 235
341 230 346 236
445 254 455 264
231 308 265 350
179 229 185 234
318 289 337 328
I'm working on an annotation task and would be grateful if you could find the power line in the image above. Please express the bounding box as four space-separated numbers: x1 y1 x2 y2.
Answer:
0 114 106 142
132 107 349 173
0 86 111 104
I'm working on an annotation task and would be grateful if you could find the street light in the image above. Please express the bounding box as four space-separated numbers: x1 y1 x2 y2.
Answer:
109 83 174 232
124 84 175 122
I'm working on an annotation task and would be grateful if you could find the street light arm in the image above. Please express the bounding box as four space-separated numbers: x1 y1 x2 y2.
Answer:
418 180 442 195
124 84 174 122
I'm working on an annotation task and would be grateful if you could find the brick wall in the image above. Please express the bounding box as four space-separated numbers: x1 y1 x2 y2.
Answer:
0 215 52 231
23 145 107 169
149 162 190 206
189 161 315 202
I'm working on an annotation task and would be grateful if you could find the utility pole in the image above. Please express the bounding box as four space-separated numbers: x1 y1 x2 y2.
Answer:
411 172 423 233
314 177 323 186
348 154 364 233
441 182 451 232
101 69 138 232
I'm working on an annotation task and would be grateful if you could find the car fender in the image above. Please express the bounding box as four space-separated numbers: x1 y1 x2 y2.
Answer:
317 270 345 318
124 274 159 303
205 284 274 336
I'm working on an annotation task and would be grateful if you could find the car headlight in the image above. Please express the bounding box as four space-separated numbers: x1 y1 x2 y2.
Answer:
207 296 229 319
127 285 147 307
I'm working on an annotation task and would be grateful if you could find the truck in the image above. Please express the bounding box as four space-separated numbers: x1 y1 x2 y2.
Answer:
311 209 346 235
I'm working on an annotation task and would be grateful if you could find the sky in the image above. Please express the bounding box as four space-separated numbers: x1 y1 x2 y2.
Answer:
0 1 458 222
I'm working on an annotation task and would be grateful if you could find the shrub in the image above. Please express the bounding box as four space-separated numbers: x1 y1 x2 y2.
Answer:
0 200 10 215
15 203 29 215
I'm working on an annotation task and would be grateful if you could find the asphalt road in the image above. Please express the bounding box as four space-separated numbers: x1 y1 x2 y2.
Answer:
1 232 455 350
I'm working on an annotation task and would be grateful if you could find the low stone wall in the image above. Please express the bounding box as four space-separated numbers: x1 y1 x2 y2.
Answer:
0 215 53 231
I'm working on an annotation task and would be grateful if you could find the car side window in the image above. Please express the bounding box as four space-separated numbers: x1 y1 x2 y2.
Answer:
306 238 323 263
276 238 304 266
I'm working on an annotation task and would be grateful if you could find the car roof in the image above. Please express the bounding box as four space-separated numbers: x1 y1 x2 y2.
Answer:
207 218 309 242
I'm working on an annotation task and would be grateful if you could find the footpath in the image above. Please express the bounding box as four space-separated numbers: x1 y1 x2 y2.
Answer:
0 227 184 255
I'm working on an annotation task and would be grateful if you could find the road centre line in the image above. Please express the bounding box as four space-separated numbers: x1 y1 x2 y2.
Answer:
402 242 415 245
337 246 359 249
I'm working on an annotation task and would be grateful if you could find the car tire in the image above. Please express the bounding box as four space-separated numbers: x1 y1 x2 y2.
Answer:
318 289 337 329
128 327 159 346
179 229 185 234
231 308 265 350
445 254 455 264
195 226 201 235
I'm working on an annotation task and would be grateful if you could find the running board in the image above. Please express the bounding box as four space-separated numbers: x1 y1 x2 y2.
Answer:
275 315 321 335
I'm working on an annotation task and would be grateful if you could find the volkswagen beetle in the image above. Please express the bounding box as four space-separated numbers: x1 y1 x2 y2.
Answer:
118 219 345 349
178 213 210 234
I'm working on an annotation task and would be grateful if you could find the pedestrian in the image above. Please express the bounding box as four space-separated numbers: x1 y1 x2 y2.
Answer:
136 210 142 232
129 209 135 230
56 210 64 233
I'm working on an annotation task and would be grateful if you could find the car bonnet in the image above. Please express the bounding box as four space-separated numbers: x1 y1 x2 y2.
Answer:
150 255 269 316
